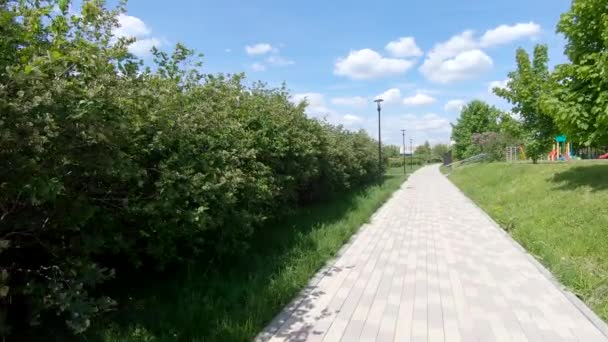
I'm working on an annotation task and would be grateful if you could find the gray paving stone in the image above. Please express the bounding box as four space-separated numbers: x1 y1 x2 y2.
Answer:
257 165 608 342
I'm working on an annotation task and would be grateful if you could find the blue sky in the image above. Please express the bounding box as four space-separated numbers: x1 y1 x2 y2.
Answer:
114 0 572 147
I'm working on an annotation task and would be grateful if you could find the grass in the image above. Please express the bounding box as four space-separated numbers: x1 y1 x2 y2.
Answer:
447 161 608 322
98 166 416 342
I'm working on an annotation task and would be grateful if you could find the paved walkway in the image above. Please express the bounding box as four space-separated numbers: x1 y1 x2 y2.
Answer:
256 165 608 342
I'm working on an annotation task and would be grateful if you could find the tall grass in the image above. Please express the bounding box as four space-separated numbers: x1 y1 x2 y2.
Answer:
98 167 415 342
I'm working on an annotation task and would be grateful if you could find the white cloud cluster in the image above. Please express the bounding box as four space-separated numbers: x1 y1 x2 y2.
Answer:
402 93 436 106
114 14 150 38
113 14 163 57
374 88 402 104
480 22 541 47
292 93 364 127
335 49 415 80
373 88 436 107
292 92 454 144
444 99 466 112
245 43 275 55
406 113 451 132
420 22 541 83
385 37 423 58
331 96 367 107
378 113 453 145
291 93 330 116
343 114 363 123
334 36 424 80
266 55 295 66
488 79 509 93
246 43 294 71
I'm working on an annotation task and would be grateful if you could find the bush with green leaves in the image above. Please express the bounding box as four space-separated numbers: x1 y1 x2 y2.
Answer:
0 0 384 337
451 100 502 160
471 132 510 162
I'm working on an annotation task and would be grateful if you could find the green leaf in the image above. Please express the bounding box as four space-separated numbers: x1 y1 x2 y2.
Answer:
58 0 69 13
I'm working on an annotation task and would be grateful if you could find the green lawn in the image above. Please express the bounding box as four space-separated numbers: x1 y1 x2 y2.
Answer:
99 167 414 342
447 161 608 321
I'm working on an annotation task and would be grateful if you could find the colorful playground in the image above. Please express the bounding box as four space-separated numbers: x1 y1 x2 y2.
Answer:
508 135 608 162
548 134 608 161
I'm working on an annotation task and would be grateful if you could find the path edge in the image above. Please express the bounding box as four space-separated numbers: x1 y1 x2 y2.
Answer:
439 164 608 339
254 170 418 341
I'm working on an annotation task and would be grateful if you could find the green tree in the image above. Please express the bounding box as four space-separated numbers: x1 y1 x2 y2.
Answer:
494 45 555 163
451 100 501 159
541 0 608 146
497 112 524 142
383 145 400 158
415 141 432 163
431 143 449 161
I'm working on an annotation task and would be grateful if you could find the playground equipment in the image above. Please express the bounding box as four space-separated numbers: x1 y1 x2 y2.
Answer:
506 146 518 162
519 146 526 160
549 135 573 161
506 146 526 162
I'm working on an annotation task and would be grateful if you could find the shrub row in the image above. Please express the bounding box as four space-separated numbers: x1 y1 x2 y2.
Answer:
0 1 384 336
387 156 429 168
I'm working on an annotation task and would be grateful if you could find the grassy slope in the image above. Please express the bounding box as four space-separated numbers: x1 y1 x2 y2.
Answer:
448 161 608 321
101 167 415 342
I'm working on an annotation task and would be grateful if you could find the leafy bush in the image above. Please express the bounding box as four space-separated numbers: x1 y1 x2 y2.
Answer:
471 132 507 161
388 156 425 167
0 0 384 337
451 100 501 160
525 136 552 164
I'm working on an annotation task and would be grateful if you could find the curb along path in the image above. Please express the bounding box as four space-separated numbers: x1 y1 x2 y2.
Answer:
256 164 608 342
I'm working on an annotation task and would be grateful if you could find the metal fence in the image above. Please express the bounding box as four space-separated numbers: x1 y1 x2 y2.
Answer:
444 153 489 173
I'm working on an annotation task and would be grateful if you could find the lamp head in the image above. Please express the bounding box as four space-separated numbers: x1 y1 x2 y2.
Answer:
374 98 384 111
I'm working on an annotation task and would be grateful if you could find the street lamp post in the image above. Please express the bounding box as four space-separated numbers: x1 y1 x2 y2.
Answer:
401 129 406 174
374 99 384 174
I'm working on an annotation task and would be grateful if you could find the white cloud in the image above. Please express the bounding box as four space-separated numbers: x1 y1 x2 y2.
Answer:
248 55 294 72
444 99 466 112
334 49 415 80
422 49 493 84
480 22 541 47
292 93 364 128
291 93 334 118
488 79 509 93
266 55 295 66
374 88 402 104
420 31 483 84
245 43 275 55
251 62 266 72
291 92 452 143
402 93 437 106
288 94 453 143
411 113 452 132
420 23 540 83
225 48 232 53
376 112 453 145
114 14 150 38
128 38 162 57
331 96 367 107
426 30 478 62
343 114 363 123
385 37 423 57
112 14 164 57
